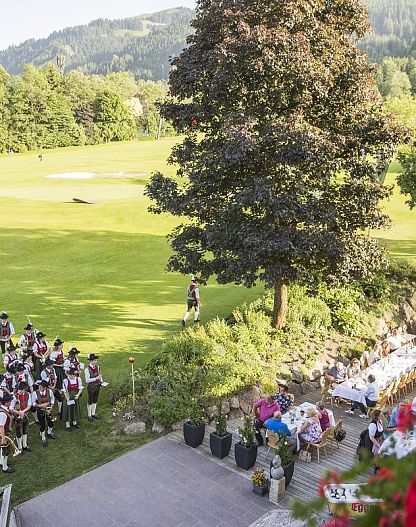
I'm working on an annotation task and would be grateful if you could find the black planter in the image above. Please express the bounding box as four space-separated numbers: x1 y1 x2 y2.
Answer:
183 421 205 448
210 432 232 459
234 442 258 470
253 484 268 496
270 458 295 488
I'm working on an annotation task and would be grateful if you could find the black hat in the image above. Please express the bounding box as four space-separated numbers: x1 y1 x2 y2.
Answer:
24 323 33 330
88 353 99 361
54 338 64 346
44 359 55 367
68 347 79 355
7 344 17 352
0 311 9 320
16 363 25 371
23 350 33 358
6 365 15 374
1 393 12 403
36 331 45 339
40 380 49 387
68 367 76 375
18 381 28 390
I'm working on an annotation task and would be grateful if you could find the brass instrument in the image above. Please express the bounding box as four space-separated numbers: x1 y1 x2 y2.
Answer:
0 436 22 457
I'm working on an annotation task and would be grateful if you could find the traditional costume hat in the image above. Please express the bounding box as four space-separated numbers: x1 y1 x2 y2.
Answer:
44 359 55 367
54 338 64 346
1 393 12 403
0 311 8 319
68 368 76 375
88 353 99 361
17 381 28 390
68 347 79 356
24 323 33 330
36 331 45 339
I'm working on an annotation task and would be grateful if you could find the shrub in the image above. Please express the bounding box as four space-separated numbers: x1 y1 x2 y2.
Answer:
388 258 416 283
360 274 391 301
318 285 365 336
214 402 228 437
237 416 256 448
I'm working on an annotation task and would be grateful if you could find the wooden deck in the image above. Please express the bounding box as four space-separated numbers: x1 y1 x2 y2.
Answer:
168 387 408 511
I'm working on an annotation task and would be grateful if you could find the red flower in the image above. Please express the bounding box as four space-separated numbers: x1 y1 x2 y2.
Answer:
191 118 198 126
392 492 403 504
405 477 416 527
323 513 351 527
397 404 415 433
369 468 395 484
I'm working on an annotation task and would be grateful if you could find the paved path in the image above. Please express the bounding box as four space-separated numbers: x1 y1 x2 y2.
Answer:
17 436 275 527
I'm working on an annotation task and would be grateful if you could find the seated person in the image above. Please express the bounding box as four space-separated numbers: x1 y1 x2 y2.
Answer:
346 358 361 378
252 395 280 446
316 402 331 432
326 362 347 384
381 340 390 358
299 407 322 444
367 344 382 366
265 411 297 452
345 374 379 418
387 329 408 352
273 385 293 414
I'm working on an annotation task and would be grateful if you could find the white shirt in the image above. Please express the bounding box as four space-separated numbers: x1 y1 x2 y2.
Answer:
3 352 19 369
368 421 384 438
387 335 405 351
32 388 55 406
33 340 50 356
11 392 31 411
40 368 56 386
0 405 11 426
1 374 16 391
365 382 379 402
84 365 102 384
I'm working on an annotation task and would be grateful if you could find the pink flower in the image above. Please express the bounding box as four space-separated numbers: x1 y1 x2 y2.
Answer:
323 513 350 527
405 478 416 527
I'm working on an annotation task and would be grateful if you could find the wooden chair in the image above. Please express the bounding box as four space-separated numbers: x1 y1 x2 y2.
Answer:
329 419 343 450
398 374 408 399
305 428 333 464
265 431 281 460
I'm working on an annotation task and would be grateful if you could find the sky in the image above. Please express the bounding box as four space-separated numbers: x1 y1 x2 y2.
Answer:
0 0 197 50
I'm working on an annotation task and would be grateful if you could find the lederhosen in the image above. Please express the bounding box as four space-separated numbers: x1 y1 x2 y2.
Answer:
62 378 81 422
0 406 12 456
34 341 48 380
35 389 53 432
43 367 62 402
52 349 65 390
0 322 12 354
87 364 101 405
15 392 30 437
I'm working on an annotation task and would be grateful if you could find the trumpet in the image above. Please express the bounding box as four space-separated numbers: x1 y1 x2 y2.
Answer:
1 436 22 457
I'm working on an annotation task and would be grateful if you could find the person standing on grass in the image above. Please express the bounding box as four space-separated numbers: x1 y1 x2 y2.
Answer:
33 331 50 381
13 381 33 453
0 393 16 473
0 312 15 354
85 353 102 421
3 344 19 370
62 368 83 431
182 277 201 327
64 347 81 377
32 380 56 447
50 338 65 391
18 323 36 354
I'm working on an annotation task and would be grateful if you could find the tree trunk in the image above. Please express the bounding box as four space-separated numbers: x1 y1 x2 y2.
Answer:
272 277 288 329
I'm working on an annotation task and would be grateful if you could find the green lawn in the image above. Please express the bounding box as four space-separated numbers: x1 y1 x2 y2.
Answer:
1 140 415 503
0 138 263 503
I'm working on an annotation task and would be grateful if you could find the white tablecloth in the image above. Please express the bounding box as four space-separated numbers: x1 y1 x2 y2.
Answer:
379 431 416 459
332 347 416 404
280 402 330 450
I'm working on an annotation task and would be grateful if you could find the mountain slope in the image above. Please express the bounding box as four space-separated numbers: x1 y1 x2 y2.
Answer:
0 8 194 80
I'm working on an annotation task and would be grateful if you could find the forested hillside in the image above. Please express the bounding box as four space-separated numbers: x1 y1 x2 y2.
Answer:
361 0 416 62
0 8 193 80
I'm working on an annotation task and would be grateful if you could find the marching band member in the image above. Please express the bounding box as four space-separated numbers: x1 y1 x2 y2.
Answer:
50 338 65 391
22 350 35 376
32 331 50 381
15 363 34 392
3 343 19 369
41 359 63 414
0 393 16 473
62 368 83 431
0 312 15 354
1 366 16 394
85 353 102 421
64 347 81 376
32 380 56 447
13 382 32 453
18 323 36 353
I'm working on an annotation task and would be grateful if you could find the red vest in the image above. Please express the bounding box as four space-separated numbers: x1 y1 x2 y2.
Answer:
25 332 35 348
37 341 48 354
68 356 80 370
187 283 198 300
5 352 18 367
53 350 64 364
18 391 30 410
67 378 79 393
0 406 12 431
5 374 14 391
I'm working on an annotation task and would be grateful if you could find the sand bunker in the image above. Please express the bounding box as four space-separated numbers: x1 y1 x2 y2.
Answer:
46 172 96 179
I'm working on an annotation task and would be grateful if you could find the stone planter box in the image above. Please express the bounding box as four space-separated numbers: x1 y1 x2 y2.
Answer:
183 422 205 448
209 432 232 459
235 442 257 470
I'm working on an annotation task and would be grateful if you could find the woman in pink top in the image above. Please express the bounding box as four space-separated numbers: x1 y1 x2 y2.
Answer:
317 402 331 431
252 395 280 446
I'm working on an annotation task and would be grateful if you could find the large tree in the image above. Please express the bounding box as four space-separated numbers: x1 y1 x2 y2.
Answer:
146 0 408 328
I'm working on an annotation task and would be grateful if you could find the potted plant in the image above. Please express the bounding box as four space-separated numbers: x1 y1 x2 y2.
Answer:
269 432 294 488
183 400 205 448
235 415 258 470
209 403 232 459
251 467 269 496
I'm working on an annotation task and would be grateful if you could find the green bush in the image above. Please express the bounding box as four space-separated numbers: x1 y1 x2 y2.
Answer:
318 284 365 336
360 274 391 301
388 258 416 283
